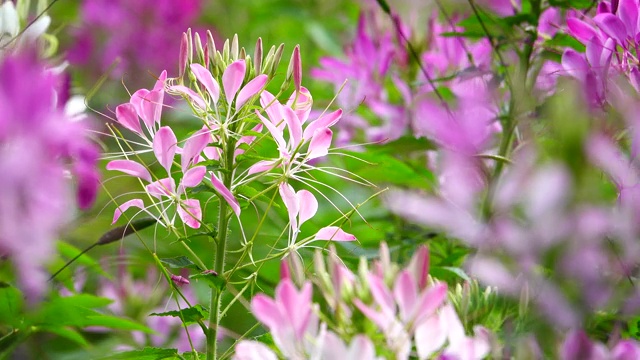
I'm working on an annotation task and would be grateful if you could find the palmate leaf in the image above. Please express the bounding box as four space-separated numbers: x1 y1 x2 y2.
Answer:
99 347 180 360
149 304 209 325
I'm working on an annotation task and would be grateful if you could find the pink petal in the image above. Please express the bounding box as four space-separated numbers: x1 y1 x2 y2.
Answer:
251 294 281 330
279 183 299 233
112 199 144 224
190 63 220 104
393 270 418 323
566 18 598 44
314 226 357 241
177 199 202 229
297 190 317 227
181 127 212 171
302 109 342 140
211 172 241 216
236 74 268 109
368 274 395 316
146 178 176 199
594 13 627 44
413 283 448 325
283 107 303 148
223 60 246 104
257 111 287 150
203 146 221 160
415 313 447 358
234 341 278 360
106 160 151 182
153 126 178 174
442 304 465 346
347 335 377 360
286 87 313 123
260 91 284 129
618 0 639 38
561 50 589 79
138 89 164 127
247 159 279 175
353 299 389 329
169 85 207 109
153 70 167 92
130 89 149 122
409 246 430 290
115 103 142 135
181 166 206 189
308 128 333 159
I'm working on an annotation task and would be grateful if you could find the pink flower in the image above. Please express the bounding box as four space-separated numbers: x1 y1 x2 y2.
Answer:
0 50 99 301
250 278 319 358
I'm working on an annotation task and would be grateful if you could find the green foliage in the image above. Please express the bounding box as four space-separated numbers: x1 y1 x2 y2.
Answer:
99 347 180 360
150 305 209 326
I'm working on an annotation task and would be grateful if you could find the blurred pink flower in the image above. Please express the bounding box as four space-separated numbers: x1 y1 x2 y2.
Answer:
67 0 206 86
0 50 99 301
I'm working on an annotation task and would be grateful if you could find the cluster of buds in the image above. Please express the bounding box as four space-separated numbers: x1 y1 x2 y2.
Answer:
235 243 492 360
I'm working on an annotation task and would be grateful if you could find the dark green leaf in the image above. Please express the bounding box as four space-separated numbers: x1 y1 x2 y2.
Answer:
99 347 180 360
150 304 209 325
160 256 202 271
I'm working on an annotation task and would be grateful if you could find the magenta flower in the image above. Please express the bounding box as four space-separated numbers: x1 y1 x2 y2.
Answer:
67 0 205 87
0 50 99 301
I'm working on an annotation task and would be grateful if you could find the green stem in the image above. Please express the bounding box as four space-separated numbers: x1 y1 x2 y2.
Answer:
206 134 237 360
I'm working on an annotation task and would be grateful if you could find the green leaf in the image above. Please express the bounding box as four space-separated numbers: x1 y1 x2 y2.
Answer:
57 242 105 276
84 315 152 332
190 271 226 291
33 294 151 332
548 0 595 9
544 33 586 52
99 347 180 360
342 150 436 190
160 256 202 271
37 326 88 346
150 304 209 325
431 266 471 282
0 286 23 326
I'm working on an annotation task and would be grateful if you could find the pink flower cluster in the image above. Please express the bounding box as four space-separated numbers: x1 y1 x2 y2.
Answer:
234 245 491 359
0 50 99 301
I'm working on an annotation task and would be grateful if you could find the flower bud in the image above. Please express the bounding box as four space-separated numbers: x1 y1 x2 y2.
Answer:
194 31 205 64
179 32 188 79
231 34 239 61
254 38 263 75
186 28 193 64
207 30 217 66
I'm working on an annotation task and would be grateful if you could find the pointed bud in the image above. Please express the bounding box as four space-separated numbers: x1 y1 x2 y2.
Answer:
271 43 285 78
207 30 217 66
288 45 302 93
231 34 239 60
194 32 205 64
204 43 209 67
286 254 305 288
171 274 190 286
179 32 188 78
186 28 194 63
254 38 263 74
222 38 230 63
239 47 246 63
280 259 291 280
